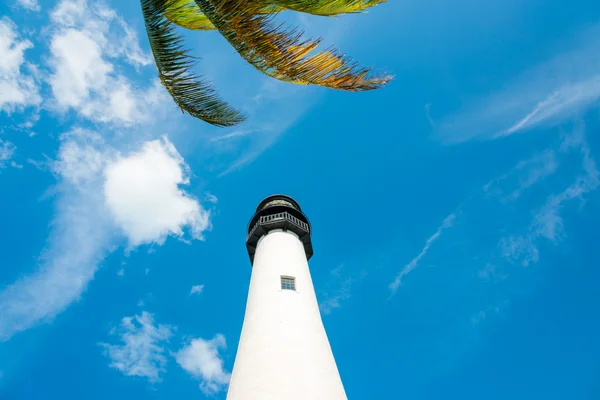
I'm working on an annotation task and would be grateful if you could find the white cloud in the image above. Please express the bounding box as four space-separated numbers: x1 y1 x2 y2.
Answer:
47 0 159 125
0 130 210 341
15 0 40 11
100 311 173 383
389 213 456 294
437 24 600 142
50 0 151 68
0 139 16 168
175 335 231 395
0 18 41 113
49 29 111 107
190 285 205 295
50 0 84 26
104 137 211 248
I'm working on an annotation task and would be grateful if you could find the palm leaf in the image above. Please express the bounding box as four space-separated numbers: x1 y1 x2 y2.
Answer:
141 0 245 126
163 0 284 31
193 0 392 91
163 0 216 30
267 0 386 16
163 0 383 31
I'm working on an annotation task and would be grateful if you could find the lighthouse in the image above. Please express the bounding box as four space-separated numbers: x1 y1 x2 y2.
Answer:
226 195 347 400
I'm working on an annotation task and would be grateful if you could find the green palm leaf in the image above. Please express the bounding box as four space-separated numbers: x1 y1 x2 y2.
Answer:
163 0 216 30
267 0 386 16
163 0 384 32
163 0 284 31
141 0 245 127
193 0 391 91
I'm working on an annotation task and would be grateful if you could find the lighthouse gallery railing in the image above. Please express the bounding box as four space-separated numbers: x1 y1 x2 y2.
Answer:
247 211 309 241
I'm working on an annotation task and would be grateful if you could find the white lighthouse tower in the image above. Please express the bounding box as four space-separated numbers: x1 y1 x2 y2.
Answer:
226 195 347 400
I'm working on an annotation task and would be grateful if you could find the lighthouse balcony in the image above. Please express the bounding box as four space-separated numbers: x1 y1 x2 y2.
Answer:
246 211 313 263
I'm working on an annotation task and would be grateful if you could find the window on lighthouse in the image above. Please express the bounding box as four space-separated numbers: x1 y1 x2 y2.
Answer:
281 276 296 291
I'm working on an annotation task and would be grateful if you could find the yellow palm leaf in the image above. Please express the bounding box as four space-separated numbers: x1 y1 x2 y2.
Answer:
193 0 391 91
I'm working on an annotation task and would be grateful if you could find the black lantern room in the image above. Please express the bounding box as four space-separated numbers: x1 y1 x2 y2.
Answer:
246 194 313 264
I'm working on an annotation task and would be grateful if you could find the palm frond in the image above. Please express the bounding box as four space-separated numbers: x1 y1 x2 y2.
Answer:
163 0 286 31
193 0 392 91
141 0 245 127
163 0 216 30
267 0 386 16
161 0 383 32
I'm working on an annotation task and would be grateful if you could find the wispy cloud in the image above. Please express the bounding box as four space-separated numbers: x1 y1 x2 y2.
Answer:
0 139 16 168
477 263 507 282
484 150 559 201
383 128 599 371
390 128 597 295
190 285 204 296
425 103 435 129
389 213 456 294
504 151 559 201
0 131 114 341
320 265 355 315
437 24 600 142
204 193 218 204
14 0 40 11
0 17 41 113
211 78 317 176
500 132 599 266
209 129 256 142
387 127 599 348
100 311 173 383
469 302 507 326
175 335 231 395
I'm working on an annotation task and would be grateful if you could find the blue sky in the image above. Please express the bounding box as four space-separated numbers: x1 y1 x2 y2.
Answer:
1 0 600 399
